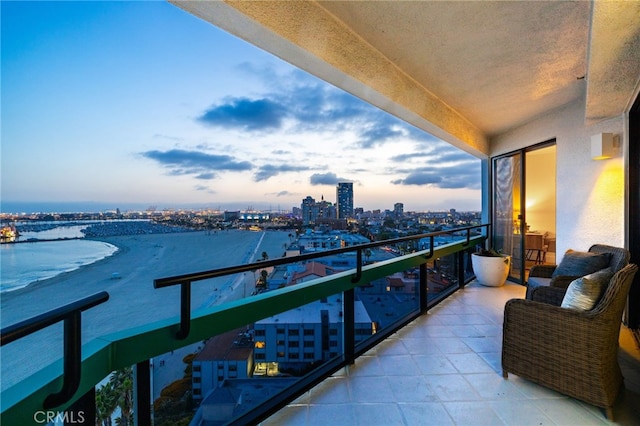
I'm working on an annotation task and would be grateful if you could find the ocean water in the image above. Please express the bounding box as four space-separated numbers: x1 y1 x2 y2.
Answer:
0 239 118 292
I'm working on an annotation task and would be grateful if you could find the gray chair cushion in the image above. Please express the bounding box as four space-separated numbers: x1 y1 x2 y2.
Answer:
561 268 614 311
525 276 552 299
552 249 611 278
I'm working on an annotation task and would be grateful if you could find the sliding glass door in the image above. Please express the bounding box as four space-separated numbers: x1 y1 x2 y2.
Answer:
492 141 556 284
493 152 523 282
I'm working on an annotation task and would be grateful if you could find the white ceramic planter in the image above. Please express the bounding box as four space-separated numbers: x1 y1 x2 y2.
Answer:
471 253 511 287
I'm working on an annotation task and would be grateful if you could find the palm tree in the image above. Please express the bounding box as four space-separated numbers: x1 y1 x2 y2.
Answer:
109 367 134 426
95 382 116 426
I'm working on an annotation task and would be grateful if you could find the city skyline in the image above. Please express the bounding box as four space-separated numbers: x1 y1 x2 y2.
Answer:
2 2 481 214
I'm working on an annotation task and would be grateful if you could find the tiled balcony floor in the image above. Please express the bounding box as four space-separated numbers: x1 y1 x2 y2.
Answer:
262 282 640 425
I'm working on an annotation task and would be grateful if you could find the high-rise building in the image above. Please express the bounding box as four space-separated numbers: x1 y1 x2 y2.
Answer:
393 203 404 218
301 195 335 225
336 182 353 219
301 196 316 225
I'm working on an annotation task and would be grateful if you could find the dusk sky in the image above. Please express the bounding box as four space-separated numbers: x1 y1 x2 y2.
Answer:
2 1 481 214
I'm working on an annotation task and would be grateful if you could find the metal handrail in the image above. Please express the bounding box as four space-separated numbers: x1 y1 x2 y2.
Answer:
1 291 109 408
154 224 488 339
1 226 488 423
154 225 487 286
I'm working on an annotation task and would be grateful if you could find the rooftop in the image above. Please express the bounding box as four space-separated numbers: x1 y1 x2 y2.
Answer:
194 328 253 362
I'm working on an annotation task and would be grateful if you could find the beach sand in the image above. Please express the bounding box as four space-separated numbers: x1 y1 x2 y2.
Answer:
0 229 291 391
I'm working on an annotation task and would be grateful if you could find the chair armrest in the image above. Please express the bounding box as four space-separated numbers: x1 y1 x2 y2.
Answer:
528 264 556 278
530 286 566 306
502 299 611 378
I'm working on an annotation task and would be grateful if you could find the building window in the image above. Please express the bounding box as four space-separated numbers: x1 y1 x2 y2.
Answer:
289 341 299 348
276 328 285 334
255 329 265 336
277 339 285 346
303 329 314 336
290 353 299 359
304 353 315 359
193 389 201 396
303 341 314 347
255 353 265 360
329 341 338 347
288 329 299 336
193 377 201 383
329 329 338 335
193 365 201 372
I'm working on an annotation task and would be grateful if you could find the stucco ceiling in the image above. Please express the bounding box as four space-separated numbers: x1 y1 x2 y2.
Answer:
172 0 640 154
317 1 591 136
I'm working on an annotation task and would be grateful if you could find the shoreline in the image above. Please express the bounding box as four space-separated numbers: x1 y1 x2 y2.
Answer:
0 229 291 391
0 239 121 294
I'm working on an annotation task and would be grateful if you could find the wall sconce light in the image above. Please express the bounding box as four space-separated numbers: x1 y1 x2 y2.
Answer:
591 133 619 160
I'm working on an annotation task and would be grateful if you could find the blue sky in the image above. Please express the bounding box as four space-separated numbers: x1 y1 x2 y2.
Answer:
1 1 481 213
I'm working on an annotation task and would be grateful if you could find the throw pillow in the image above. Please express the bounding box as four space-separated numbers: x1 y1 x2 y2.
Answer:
561 268 614 311
552 249 611 278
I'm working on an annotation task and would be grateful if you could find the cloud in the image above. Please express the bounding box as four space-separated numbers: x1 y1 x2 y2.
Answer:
254 164 313 181
198 68 425 149
391 160 480 190
198 97 287 131
390 152 430 162
358 123 405 148
390 143 475 164
392 172 442 186
309 172 352 186
187 66 482 194
195 172 216 180
194 184 216 193
141 149 252 178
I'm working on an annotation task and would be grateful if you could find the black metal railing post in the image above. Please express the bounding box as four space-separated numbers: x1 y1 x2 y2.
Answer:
134 359 151 426
44 310 82 409
457 250 466 289
344 288 355 365
424 236 434 260
351 249 362 283
420 262 428 312
176 281 192 340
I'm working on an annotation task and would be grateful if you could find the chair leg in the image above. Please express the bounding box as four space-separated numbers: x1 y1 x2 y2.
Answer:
605 406 614 421
502 371 508 378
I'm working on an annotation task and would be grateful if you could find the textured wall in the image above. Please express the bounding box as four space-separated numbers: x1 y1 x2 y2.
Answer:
492 98 625 261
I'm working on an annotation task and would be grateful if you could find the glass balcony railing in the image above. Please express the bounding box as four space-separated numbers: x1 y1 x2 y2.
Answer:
1 225 487 425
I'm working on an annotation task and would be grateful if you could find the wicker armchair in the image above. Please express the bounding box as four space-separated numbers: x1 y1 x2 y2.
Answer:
502 263 638 420
526 244 630 300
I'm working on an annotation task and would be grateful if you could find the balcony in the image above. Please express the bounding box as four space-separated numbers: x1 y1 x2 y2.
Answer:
263 282 640 425
2 226 639 425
